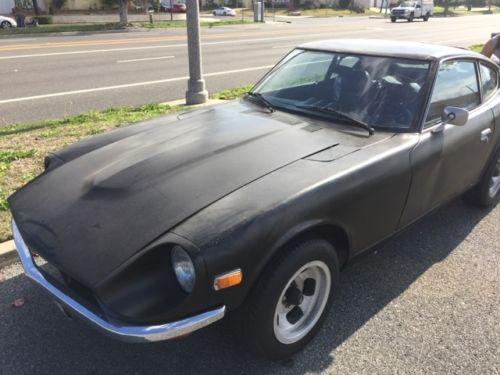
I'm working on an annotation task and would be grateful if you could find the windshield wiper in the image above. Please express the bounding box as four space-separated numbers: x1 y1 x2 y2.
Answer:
246 92 275 113
296 105 375 136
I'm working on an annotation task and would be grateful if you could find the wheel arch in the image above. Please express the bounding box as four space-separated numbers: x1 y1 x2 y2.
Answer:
251 220 351 290
270 220 351 268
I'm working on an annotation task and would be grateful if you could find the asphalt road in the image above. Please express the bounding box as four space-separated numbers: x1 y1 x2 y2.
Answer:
0 14 499 124
0 198 498 374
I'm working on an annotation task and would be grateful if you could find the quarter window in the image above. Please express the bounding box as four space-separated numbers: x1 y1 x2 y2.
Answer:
425 60 480 125
479 62 498 101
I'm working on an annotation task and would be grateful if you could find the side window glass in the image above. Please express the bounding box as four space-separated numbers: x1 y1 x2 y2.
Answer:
479 62 498 101
425 60 480 126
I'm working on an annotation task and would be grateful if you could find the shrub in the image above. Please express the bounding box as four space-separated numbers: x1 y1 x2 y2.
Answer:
52 0 66 11
36 15 53 24
339 0 351 8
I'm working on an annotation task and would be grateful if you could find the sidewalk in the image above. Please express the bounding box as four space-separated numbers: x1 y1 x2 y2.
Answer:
51 13 187 24
0 240 16 268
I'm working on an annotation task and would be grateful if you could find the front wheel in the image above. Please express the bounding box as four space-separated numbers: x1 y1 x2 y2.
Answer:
423 14 429 21
391 17 396 22
236 238 339 359
1 21 12 29
407 14 414 22
465 148 500 206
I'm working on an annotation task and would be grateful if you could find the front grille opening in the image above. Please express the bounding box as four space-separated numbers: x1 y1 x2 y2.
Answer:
31 251 106 319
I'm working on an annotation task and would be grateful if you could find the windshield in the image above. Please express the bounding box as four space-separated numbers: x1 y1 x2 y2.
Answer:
399 1 414 6
252 50 430 130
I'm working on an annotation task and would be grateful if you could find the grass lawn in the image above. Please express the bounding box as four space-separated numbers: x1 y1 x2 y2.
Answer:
433 5 500 16
138 19 252 29
0 22 122 35
0 19 253 36
0 86 250 243
469 44 484 53
227 7 380 18
299 8 380 17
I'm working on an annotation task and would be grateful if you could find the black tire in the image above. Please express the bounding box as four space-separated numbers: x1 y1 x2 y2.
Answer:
407 14 414 21
213 11 216 15
465 148 500 207
423 14 429 21
1 21 12 29
236 237 340 359
391 17 396 22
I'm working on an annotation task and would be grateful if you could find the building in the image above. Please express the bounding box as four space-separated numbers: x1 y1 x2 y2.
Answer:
1 0 16 14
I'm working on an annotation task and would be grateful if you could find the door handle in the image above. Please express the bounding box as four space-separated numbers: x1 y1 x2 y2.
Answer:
481 128 492 143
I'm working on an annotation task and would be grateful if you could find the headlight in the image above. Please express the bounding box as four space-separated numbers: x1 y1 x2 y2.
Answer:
171 245 196 293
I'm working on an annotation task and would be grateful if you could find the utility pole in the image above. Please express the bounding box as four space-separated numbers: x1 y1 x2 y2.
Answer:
185 0 208 105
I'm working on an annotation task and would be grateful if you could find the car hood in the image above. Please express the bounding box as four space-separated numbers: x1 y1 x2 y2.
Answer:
9 101 382 287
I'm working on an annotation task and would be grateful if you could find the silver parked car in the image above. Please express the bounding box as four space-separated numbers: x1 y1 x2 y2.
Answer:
0 15 17 28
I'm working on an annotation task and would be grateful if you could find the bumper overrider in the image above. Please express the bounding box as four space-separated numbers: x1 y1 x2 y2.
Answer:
12 220 225 342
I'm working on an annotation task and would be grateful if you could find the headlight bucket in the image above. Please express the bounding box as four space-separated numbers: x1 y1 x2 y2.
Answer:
171 245 196 293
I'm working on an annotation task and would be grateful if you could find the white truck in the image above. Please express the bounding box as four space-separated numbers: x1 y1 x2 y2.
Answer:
390 0 433 22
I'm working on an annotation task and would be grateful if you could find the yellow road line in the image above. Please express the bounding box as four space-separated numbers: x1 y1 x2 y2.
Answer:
0 26 351 52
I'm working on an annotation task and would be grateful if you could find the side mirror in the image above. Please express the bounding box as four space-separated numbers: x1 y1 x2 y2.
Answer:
441 106 468 126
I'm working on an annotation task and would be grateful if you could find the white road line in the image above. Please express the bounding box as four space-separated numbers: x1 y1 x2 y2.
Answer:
0 65 273 105
0 31 365 60
117 55 175 63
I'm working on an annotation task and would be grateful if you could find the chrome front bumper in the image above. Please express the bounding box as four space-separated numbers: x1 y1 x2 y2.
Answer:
12 220 225 343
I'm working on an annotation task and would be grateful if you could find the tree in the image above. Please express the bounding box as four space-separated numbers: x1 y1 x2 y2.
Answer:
103 0 130 26
32 0 40 15
118 0 129 26
444 0 449 16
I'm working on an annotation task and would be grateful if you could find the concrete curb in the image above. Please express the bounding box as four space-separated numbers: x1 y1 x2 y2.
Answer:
0 27 137 40
0 240 17 268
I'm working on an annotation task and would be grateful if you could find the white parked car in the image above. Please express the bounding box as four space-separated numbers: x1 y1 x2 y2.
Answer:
0 15 17 28
212 6 236 16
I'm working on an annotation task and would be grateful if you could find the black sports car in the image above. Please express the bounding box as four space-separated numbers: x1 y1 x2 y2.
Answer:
9 40 499 359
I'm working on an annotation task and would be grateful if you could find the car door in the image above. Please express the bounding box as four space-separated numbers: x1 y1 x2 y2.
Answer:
414 3 422 17
400 58 497 226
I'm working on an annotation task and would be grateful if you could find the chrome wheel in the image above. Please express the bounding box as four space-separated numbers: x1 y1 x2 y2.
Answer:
489 157 500 199
273 261 331 344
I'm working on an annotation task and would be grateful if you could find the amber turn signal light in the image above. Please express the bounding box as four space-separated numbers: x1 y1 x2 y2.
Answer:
213 269 243 291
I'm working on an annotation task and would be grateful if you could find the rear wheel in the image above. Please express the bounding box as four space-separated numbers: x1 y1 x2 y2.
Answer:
391 17 396 22
465 148 500 206
237 238 339 359
423 14 429 21
1 21 12 29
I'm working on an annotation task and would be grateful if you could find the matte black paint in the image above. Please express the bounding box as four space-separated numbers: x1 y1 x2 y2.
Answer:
9 42 500 325
9 102 343 287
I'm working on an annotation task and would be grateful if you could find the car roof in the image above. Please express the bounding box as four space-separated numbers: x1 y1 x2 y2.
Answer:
298 39 482 61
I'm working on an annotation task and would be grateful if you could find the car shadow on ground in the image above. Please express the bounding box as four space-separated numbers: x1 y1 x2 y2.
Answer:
0 198 494 374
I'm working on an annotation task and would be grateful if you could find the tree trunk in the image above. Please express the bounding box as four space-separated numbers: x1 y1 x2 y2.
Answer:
32 0 40 16
119 0 129 26
444 0 449 16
